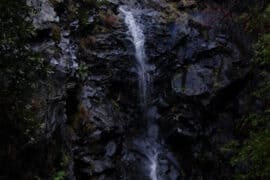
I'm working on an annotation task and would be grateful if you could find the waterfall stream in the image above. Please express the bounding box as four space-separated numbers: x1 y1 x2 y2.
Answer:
120 6 159 180
119 7 149 108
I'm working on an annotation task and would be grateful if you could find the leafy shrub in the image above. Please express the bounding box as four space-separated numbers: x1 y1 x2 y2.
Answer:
239 4 270 33
230 117 270 179
227 3 270 180
0 0 54 178
54 171 65 180
253 33 270 66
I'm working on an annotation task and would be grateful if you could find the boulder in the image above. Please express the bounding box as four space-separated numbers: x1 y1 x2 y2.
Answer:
172 65 213 96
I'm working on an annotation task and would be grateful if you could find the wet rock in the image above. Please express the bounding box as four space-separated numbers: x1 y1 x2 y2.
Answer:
176 127 196 138
172 65 213 96
157 97 170 109
198 55 223 69
168 23 189 49
79 168 92 176
57 31 78 70
105 141 117 157
27 0 59 29
82 156 92 164
215 34 228 43
31 40 57 66
45 100 66 137
82 86 98 98
90 130 103 141
107 0 120 5
70 20 79 31
157 152 181 180
90 105 114 130
91 159 113 174
179 0 197 9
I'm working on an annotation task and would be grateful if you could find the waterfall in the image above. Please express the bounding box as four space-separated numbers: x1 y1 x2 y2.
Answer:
120 6 159 180
119 7 150 108
149 151 158 180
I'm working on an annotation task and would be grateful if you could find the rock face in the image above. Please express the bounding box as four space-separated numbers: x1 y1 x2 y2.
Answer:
172 65 213 96
27 0 60 29
179 0 197 9
32 0 252 179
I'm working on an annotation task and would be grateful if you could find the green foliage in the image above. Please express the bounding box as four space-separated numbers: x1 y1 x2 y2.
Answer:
238 4 270 67
226 111 270 180
230 128 270 180
0 0 49 98
228 3 270 179
0 1 35 44
252 76 270 99
229 71 270 179
240 4 270 66
0 0 49 141
53 153 69 180
77 1 109 30
78 62 89 80
253 33 270 66
0 0 54 178
53 171 65 180
238 4 270 33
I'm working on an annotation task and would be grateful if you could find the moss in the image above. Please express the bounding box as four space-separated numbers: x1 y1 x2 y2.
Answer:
78 10 90 28
49 0 62 6
52 152 70 180
51 25 61 42
253 33 270 66
53 170 65 180
77 61 90 80
67 0 78 19
160 2 181 23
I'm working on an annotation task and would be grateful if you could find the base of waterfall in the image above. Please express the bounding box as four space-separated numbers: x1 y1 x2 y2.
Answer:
121 135 180 180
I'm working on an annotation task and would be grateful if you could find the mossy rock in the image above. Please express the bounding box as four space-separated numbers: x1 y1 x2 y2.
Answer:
51 25 61 42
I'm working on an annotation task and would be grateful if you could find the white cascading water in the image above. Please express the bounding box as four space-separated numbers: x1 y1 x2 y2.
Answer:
149 151 158 180
120 6 158 180
119 7 149 108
